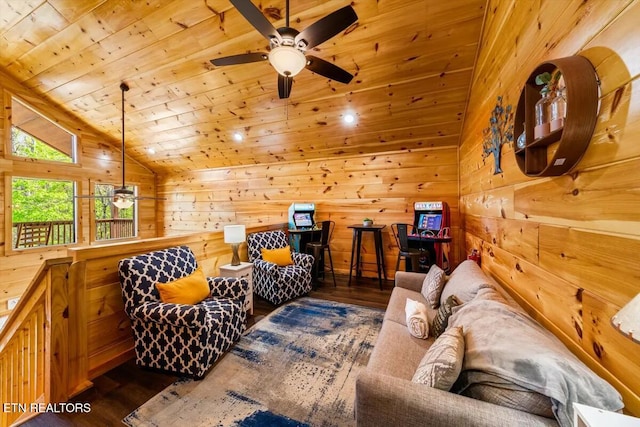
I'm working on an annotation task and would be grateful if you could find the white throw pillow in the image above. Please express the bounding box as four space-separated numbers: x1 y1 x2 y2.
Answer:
412 326 465 391
421 264 446 308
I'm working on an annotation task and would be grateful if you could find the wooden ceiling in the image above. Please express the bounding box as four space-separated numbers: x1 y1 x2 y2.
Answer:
0 0 486 174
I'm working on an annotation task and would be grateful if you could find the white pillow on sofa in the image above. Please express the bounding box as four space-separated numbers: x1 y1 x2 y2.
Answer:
412 326 464 391
420 264 446 308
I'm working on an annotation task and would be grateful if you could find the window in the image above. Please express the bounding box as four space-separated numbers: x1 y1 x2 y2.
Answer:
94 184 137 241
10 97 77 163
12 177 76 249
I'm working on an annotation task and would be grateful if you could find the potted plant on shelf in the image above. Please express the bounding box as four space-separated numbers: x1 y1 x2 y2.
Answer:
363 218 373 227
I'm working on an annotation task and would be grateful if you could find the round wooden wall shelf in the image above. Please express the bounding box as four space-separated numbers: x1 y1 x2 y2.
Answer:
514 55 599 177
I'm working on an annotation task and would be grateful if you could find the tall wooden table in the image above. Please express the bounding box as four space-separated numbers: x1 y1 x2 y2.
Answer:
347 224 387 289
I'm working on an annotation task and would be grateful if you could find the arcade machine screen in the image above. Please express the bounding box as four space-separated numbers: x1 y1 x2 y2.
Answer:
293 212 313 228
418 213 442 233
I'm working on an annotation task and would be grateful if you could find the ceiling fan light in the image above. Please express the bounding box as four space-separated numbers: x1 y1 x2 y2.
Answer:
113 188 134 209
113 195 134 209
268 46 307 77
113 196 134 209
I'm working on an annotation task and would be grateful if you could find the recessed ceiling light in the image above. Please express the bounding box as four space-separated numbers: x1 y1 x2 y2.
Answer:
343 113 355 124
233 132 243 142
147 148 156 154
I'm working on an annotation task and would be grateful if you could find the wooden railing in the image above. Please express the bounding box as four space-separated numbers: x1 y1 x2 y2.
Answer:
12 221 74 248
95 219 134 240
12 219 135 248
0 258 89 427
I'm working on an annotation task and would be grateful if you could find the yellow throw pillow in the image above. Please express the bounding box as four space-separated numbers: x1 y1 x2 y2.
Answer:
155 267 210 305
261 246 294 266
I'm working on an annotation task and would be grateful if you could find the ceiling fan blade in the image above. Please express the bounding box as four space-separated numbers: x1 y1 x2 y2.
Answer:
278 74 293 99
74 195 113 199
135 196 167 201
295 5 357 50
305 55 353 84
211 52 268 66
230 0 282 43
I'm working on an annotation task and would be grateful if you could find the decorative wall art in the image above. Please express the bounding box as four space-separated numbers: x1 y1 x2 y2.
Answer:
482 96 514 175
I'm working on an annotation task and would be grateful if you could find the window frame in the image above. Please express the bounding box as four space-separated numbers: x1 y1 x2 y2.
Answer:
6 93 80 167
6 174 79 253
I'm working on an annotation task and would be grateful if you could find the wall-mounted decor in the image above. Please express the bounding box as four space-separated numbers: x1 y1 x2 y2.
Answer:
482 96 514 175
513 55 599 177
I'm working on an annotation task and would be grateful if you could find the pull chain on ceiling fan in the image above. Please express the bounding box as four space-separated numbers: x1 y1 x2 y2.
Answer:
211 0 358 99
76 82 165 208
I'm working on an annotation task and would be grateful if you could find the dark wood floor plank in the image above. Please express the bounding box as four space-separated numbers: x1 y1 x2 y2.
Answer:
21 274 393 426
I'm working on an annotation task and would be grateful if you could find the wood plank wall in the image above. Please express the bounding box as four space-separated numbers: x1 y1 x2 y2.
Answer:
459 0 640 415
0 71 158 319
157 147 461 277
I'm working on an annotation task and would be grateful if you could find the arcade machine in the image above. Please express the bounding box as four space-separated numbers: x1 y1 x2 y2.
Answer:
411 201 451 273
287 202 317 252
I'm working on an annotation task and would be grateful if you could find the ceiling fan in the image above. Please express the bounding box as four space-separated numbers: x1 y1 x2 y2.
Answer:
211 0 358 99
76 82 164 208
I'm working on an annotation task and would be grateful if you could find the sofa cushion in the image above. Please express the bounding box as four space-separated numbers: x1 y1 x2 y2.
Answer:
459 377 554 419
412 326 464 390
384 286 436 327
368 320 433 380
440 260 492 305
421 264 446 308
155 267 210 305
430 294 461 338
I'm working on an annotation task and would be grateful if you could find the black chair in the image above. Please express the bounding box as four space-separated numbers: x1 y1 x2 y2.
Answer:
306 220 337 287
391 223 426 272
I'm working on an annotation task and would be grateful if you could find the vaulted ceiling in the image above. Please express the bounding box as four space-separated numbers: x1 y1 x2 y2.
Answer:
0 0 486 174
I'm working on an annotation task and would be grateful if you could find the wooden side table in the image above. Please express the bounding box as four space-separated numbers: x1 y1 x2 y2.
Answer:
219 262 253 315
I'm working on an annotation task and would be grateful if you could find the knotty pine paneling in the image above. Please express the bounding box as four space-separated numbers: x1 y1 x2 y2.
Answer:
159 147 460 277
0 71 158 319
459 0 640 415
0 0 485 176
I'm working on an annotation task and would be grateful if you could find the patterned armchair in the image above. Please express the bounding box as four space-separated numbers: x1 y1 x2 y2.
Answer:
247 230 314 305
118 245 247 378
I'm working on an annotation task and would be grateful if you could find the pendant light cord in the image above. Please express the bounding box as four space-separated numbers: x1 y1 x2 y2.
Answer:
120 82 129 190
286 0 289 27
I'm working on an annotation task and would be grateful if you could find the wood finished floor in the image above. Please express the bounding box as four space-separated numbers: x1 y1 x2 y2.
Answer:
22 274 393 427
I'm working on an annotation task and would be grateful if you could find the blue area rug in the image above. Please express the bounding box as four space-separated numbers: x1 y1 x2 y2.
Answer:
123 297 383 426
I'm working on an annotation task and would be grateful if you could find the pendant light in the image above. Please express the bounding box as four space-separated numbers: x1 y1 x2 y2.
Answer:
112 82 135 209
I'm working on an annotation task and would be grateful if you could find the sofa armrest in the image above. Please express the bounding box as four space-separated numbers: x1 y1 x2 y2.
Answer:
131 301 207 328
394 271 427 293
355 371 558 427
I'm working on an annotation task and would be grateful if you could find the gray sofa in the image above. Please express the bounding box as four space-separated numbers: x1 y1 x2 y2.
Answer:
355 260 623 427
